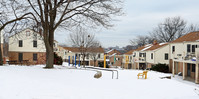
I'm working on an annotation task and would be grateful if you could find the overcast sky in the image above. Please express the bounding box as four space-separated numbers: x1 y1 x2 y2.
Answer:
55 0 199 48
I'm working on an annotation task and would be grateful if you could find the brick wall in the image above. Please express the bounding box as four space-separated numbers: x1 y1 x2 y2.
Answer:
8 52 46 65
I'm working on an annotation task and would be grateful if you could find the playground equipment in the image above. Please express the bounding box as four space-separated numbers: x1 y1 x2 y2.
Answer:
85 66 119 79
137 71 148 79
103 54 133 68
68 55 80 67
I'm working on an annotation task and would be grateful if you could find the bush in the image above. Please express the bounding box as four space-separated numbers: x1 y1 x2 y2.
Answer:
151 63 169 73
54 53 63 65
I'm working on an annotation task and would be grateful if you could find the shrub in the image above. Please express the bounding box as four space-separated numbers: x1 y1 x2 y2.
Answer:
54 53 63 65
151 63 169 73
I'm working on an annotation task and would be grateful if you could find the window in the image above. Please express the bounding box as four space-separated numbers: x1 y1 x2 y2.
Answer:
187 44 191 52
18 53 23 61
19 40 23 47
192 45 196 52
139 53 146 57
151 53 153 59
139 53 142 57
33 40 37 47
98 54 100 58
33 53 37 61
165 53 168 60
192 64 195 72
172 46 175 53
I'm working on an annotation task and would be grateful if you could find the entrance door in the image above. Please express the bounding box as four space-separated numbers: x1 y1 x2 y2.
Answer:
187 63 191 77
18 53 23 62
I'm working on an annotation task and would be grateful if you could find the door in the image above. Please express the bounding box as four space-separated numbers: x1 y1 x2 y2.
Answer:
18 53 23 62
187 63 191 77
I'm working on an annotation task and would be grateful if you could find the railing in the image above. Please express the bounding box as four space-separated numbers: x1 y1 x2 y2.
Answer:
139 57 146 61
83 66 119 79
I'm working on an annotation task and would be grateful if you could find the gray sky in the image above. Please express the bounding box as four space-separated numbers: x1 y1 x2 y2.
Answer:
55 0 199 48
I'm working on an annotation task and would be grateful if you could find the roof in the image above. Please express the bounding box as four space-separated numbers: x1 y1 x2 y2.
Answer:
124 49 135 55
145 43 168 51
134 43 167 51
171 31 199 43
63 47 104 53
106 49 121 55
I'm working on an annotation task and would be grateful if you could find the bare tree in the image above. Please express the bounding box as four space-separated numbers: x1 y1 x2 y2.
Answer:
0 0 32 65
68 27 96 67
20 0 123 68
130 35 154 48
150 16 187 42
186 24 199 33
150 16 199 43
89 41 102 67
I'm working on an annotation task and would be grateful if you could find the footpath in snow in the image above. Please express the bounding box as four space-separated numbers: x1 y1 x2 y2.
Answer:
0 63 199 99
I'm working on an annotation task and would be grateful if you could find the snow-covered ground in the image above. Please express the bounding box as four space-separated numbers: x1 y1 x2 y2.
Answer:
0 63 199 99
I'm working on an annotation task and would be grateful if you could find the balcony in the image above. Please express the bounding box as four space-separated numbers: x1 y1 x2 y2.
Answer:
139 57 146 62
184 53 196 61
173 52 198 63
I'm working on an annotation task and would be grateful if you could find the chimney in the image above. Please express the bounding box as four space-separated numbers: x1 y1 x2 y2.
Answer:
153 40 158 45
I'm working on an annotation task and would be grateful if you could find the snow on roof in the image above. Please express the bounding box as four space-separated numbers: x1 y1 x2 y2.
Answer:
159 43 167 45
144 44 152 47
141 45 153 51
106 49 113 53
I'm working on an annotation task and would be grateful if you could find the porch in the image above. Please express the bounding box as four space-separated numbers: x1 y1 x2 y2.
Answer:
172 59 199 84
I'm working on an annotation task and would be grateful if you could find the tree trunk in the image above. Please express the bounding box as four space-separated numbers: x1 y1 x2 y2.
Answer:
43 28 54 68
0 44 3 66
45 47 54 68
0 34 2 66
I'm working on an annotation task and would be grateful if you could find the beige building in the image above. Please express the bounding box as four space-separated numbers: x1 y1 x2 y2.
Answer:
122 49 134 69
133 40 169 70
169 31 199 84
62 47 104 66
8 28 59 65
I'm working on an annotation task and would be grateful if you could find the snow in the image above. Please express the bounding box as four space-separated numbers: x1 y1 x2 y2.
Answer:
141 45 153 51
159 42 167 45
106 49 114 53
0 63 199 99
144 44 152 47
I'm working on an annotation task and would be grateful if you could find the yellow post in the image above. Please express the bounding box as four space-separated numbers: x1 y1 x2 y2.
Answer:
104 55 106 68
